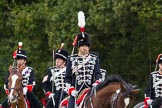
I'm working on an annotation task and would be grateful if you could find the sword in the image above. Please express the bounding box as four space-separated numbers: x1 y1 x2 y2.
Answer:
74 71 78 108
51 96 55 107
51 49 55 107
52 49 55 93
59 89 64 106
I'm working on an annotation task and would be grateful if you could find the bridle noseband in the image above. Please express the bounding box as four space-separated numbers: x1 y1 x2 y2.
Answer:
9 87 21 96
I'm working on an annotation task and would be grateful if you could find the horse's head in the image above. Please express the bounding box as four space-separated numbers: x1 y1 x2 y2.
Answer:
88 75 140 108
113 81 140 108
8 66 23 103
78 75 140 108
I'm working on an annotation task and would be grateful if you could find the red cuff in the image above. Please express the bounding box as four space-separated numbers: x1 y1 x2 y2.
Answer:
26 85 34 92
45 91 52 97
68 87 75 95
5 89 9 95
95 80 100 84
41 98 47 106
144 97 150 108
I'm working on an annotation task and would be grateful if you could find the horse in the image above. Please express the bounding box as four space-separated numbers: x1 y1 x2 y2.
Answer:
81 75 140 108
8 66 27 108
59 75 140 108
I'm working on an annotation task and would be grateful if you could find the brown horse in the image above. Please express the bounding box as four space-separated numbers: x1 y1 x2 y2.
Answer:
8 66 27 108
81 75 140 108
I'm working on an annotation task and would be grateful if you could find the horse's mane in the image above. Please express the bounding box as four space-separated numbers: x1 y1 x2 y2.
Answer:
96 74 123 91
151 97 162 108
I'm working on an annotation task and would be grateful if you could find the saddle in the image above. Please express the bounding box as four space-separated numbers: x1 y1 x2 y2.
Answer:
76 88 90 106
59 88 90 108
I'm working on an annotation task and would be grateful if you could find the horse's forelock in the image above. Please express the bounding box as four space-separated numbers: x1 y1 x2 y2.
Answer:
10 67 17 74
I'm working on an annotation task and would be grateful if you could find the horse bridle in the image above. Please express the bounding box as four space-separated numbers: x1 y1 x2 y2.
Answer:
84 86 122 108
8 73 23 103
84 81 132 108
9 87 21 96
111 89 121 108
111 81 132 108
9 87 21 100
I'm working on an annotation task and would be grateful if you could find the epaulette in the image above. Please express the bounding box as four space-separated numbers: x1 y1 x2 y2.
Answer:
48 66 56 70
150 71 159 74
69 54 77 57
89 53 98 57
48 67 53 70
27 66 33 70
100 69 107 72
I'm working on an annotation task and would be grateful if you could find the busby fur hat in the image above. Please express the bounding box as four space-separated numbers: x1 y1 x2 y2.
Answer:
16 49 27 60
55 49 68 62
76 32 91 47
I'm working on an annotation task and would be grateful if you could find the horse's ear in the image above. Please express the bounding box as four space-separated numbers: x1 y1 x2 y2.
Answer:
131 89 140 96
120 83 126 92
8 65 12 73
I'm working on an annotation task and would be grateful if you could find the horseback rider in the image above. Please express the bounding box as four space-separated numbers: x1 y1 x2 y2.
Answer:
42 48 68 108
65 32 102 108
145 54 162 107
2 44 42 108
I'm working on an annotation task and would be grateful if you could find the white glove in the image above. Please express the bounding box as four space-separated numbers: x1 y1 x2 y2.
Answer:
92 80 100 87
48 93 54 99
92 83 98 87
146 99 153 105
71 90 78 97
23 87 28 95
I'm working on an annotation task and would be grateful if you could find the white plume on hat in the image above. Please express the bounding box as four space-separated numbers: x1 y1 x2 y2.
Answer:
18 42 23 47
78 11 85 28
18 42 23 49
